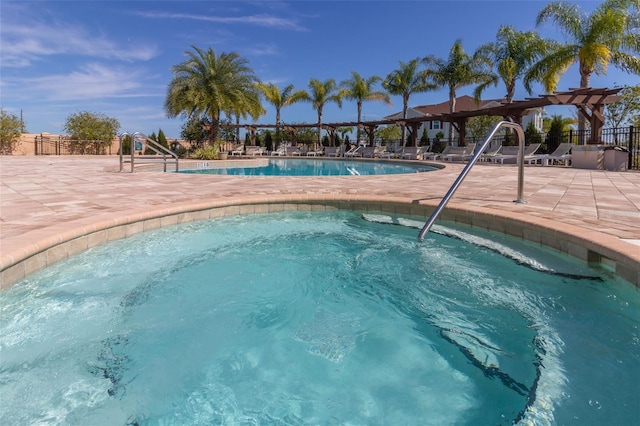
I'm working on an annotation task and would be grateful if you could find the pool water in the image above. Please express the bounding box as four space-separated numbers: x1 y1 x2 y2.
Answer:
179 158 436 176
1 211 638 425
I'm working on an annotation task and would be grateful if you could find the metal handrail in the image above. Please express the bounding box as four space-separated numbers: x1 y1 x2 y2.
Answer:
118 132 179 172
418 120 526 240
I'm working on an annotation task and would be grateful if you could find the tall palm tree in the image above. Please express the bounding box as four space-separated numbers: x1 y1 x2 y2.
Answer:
165 45 261 145
382 58 435 145
302 78 345 147
423 39 497 143
525 0 640 132
341 71 391 143
256 83 307 144
226 87 265 142
475 25 557 103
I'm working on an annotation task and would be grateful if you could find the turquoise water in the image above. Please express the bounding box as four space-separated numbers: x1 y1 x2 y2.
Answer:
179 158 436 176
1 211 638 425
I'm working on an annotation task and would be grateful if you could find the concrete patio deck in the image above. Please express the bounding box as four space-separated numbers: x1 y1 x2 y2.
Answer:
1 156 639 287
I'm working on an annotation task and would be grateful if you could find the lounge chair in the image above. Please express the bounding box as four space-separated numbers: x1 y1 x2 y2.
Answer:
306 147 324 156
443 144 476 162
530 142 573 166
344 145 362 157
325 146 343 157
231 144 245 156
361 146 377 158
378 145 401 159
401 146 427 160
289 146 305 156
472 144 502 162
252 146 267 156
270 145 286 156
423 145 452 161
489 143 541 164
244 146 261 156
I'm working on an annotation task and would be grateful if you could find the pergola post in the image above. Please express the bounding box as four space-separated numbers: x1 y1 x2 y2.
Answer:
409 122 420 147
322 125 335 148
367 125 377 146
244 126 256 146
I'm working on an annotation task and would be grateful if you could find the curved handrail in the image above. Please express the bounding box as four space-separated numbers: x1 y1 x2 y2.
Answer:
118 132 130 172
418 121 526 240
118 131 179 172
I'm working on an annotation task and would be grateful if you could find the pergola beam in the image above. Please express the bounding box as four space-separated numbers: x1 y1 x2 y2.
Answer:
217 88 621 146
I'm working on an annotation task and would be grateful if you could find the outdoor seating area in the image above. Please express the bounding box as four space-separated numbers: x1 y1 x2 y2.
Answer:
217 141 587 169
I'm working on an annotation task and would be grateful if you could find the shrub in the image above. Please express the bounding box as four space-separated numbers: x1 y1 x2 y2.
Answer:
191 144 219 160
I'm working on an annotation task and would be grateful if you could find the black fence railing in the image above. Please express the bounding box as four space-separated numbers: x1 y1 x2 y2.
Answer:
461 126 638 170
34 127 639 170
34 135 113 155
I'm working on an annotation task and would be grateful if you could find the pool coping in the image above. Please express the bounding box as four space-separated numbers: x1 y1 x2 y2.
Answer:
1 194 638 288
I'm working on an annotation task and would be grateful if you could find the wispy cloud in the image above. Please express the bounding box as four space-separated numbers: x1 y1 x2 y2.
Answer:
243 43 280 57
12 64 157 102
0 21 159 68
136 11 307 31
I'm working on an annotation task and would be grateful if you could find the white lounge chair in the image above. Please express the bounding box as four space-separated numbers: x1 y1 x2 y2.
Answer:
270 145 286 156
401 146 427 160
344 145 362 157
443 144 476 162
289 146 305 156
306 147 324 156
361 146 377 158
244 146 262 156
252 146 266 156
530 142 573 166
378 145 401 159
231 144 245 156
325 146 343 157
472 144 502 162
489 143 541 164
423 145 452 161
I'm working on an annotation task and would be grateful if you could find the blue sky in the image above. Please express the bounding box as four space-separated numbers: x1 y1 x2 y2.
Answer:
1 1 638 139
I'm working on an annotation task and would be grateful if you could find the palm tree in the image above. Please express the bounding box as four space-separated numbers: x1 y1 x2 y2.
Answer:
226 87 265 143
423 40 497 143
525 0 640 132
341 71 391 143
382 58 435 145
302 78 345 148
475 25 557 103
256 83 307 144
165 46 261 145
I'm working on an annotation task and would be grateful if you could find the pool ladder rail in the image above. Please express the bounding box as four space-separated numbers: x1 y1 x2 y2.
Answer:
418 121 526 240
118 132 179 173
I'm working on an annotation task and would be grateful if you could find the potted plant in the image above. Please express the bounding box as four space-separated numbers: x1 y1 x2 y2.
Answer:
216 142 228 160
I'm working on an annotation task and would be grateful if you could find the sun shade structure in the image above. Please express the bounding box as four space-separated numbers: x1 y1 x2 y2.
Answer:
216 87 621 147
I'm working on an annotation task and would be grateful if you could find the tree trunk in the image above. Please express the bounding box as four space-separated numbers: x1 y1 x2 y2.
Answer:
317 109 323 150
357 102 362 143
276 109 281 147
578 65 591 144
402 94 408 146
209 113 220 145
235 115 240 143
449 87 456 144
506 80 515 103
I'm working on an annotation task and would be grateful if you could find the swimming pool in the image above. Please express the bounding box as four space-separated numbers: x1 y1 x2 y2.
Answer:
1 211 638 425
179 158 437 176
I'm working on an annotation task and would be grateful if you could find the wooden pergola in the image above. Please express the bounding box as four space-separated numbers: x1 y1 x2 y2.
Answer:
220 87 621 147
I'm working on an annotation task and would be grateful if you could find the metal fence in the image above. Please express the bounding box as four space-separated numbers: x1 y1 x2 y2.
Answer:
34 135 114 155
33 127 639 170
462 126 639 170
